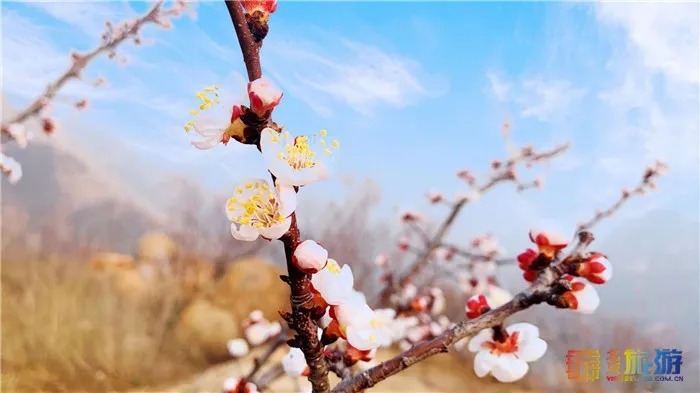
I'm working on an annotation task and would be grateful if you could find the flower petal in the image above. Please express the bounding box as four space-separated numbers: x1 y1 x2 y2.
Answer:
276 184 297 217
517 337 547 362
491 354 529 383
258 216 292 240
574 282 600 314
467 329 494 353
231 223 259 241
506 322 539 343
473 350 498 378
191 135 221 150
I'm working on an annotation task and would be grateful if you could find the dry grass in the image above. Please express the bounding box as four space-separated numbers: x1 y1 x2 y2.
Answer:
1 256 210 393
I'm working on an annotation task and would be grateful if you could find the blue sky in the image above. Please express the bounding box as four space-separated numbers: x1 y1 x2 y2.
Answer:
2 1 698 248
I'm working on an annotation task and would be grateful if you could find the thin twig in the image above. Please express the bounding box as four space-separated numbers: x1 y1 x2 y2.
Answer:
253 362 285 391
376 142 570 304
1 1 176 129
577 161 668 232
245 333 287 381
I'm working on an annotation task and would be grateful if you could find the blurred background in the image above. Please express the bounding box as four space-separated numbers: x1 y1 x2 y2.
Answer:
2 1 698 392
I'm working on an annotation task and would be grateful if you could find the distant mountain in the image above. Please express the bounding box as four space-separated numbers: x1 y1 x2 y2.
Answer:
1 141 160 254
597 209 699 344
1 97 164 254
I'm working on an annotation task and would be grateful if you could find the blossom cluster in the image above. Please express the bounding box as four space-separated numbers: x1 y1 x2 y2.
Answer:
517 229 612 314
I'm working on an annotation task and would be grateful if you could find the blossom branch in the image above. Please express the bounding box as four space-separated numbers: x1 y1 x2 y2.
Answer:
333 232 594 393
1 0 184 131
225 1 330 391
577 160 668 232
378 142 570 304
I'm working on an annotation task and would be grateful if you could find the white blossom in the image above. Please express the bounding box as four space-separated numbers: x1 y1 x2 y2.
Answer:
311 259 354 305
261 128 338 186
227 338 250 357
226 178 296 241
468 322 547 383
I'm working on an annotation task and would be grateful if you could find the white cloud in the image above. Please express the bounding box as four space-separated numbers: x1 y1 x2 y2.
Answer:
485 71 586 123
487 71 511 102
595 2 699 172
265 35 447 116
596 2 699 85
518 78 587 122
25 1 132 38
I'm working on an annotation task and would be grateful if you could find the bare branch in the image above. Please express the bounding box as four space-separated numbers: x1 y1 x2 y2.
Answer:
376 142 570 304
577 160 668 232
1 0 184 131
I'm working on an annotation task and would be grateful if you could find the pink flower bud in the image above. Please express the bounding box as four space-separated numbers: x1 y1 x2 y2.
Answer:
397 237 409 252
374 254 387 267
42 117 56 135
293 240 328 273
75 99 88 111
248 77 283 116
427 191 443 204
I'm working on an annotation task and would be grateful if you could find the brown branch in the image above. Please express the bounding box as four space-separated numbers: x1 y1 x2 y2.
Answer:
225 2 330 391
440 244 515 265
253 362 285 391
1 1 181 131
577 160 668 232
281 215 331 393
245 333 287 382
333 232 594 393
225 0 262 81
376 142 570 304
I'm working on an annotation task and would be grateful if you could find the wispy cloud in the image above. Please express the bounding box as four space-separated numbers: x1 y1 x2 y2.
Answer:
594 2 699 172
518 78 587 122
485 71 586 123
486 71 511 102
596 2 699 86
265 34 448 116
24 1 132 38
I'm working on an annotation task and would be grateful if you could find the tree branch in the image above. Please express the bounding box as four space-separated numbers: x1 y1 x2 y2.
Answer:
577 160 668 232
225 2 330 391
225 0 262 81
333 232 593 393
1 0 179 130
376 142 570 304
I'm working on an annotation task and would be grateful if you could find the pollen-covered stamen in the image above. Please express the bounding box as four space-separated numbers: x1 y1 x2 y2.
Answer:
227 182 286 228
271 130 340 171
188 85 220 117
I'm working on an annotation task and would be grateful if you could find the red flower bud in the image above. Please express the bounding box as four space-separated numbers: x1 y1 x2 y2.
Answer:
465 294 491 319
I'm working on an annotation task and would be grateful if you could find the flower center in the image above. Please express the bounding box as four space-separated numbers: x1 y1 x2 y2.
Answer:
272 130 340 171
326 261 341 274
227 182 285 228
482 331 520 355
